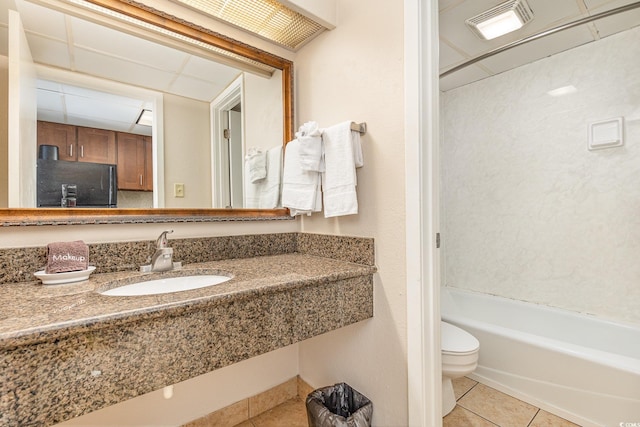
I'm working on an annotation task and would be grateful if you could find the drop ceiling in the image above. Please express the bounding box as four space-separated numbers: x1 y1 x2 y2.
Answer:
0 0 244 134
440 0 640 91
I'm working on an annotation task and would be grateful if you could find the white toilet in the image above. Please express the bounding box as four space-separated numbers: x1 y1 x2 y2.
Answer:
441 321 480 416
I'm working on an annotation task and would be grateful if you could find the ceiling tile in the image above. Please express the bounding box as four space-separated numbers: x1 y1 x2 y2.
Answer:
23 34 71 69
37 80 63 91
168 75 224 102
131 124 153 136
589 0 640 38
180 54 241 83
62 115 135 133
16 0 67 41
60 84 147 109
439 40 469 70
439 0 465 12
36 89 64 112
70 16 189 73
64 93 141 124
478 25 595 74
73 48 177 91
583 0 635 8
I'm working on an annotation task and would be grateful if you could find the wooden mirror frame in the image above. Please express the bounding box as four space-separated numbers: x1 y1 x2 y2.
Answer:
1 0 293 226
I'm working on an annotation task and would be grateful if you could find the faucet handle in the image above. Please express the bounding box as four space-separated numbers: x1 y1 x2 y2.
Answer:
156 230 174 248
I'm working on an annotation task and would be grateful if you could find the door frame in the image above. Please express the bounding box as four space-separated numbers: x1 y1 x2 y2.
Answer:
405 0 441 425
210 75 244 208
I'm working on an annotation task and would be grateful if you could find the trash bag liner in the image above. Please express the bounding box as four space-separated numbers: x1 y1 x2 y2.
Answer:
306 382 373 427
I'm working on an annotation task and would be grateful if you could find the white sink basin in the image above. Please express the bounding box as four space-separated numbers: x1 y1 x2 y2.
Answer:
100 275 231 296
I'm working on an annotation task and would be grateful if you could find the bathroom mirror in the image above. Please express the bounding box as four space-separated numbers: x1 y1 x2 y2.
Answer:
0 0 293 225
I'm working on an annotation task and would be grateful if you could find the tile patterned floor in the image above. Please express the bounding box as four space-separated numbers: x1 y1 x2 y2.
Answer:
234 397 308 427
444 377 580 427
235 377 580 427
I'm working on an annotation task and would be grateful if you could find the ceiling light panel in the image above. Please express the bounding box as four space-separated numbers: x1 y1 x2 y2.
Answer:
172 0 326 50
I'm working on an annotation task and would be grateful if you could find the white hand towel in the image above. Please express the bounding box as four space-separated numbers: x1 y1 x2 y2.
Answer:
245 148 267 183
321 121 363 218
244 145 282 209
282 139 322 216
295 121 324 172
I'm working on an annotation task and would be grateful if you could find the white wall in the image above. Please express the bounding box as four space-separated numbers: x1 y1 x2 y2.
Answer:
293 1 409 425
244 70 283 153
441 26 640 324
163 93 212 208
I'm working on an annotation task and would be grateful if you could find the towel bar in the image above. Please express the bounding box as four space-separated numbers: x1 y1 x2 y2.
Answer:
351 122 367 135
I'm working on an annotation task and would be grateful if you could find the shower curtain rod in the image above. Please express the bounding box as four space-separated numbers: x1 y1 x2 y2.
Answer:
440 1 640 78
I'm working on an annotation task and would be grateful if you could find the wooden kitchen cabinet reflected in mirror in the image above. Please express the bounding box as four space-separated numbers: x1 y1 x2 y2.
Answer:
116 132 152 192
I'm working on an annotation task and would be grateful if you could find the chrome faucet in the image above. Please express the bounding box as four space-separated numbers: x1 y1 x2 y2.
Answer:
150 230 174 272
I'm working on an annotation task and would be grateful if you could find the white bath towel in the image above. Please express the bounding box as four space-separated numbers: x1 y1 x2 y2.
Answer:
321 121 363 217
281 138 322 216
244 145 282 209
295 121 324 172
259 145 283 208
245 147 267 183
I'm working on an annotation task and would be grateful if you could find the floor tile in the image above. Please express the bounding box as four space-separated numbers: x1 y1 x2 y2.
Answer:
452 376 478 400
250 398 308 427
297 377 315 400
529 410 580 427
249 377 298 418
458 383 538 427
444 405 498 427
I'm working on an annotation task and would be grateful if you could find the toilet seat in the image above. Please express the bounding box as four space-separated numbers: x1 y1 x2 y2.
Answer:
441 321 479 355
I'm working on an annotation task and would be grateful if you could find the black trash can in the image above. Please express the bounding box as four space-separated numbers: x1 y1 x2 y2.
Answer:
306 383 372 427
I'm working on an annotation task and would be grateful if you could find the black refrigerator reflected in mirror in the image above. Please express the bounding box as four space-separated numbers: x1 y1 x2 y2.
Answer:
37 159 117 208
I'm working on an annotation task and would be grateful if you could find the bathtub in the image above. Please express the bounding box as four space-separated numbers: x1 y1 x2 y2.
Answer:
441 287 640 427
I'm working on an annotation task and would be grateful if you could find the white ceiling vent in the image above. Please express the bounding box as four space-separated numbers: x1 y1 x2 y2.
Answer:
465 0 534 40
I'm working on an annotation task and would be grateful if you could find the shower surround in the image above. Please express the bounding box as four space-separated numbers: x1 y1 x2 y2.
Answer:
441 26 640 324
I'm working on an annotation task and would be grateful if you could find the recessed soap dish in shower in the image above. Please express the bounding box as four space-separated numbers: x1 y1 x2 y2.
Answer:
588 117 624 151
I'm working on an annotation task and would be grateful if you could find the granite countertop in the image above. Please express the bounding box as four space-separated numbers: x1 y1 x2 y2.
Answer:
0 254 376 348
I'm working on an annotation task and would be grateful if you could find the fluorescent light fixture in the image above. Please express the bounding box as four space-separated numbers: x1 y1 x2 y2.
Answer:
547 85 578 97
466 0 534 40
475 11 523 40
136 109 153 127
171 0 326 50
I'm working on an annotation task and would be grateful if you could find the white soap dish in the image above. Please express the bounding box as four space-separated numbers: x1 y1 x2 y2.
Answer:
34 266 96 285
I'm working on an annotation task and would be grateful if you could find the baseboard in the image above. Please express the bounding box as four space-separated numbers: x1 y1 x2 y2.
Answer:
182 375 314 427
